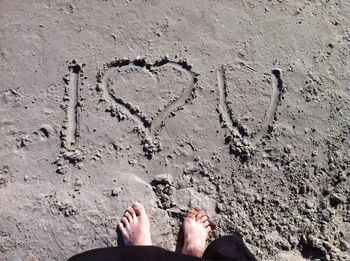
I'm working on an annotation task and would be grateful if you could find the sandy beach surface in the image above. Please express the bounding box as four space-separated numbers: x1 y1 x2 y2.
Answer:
1 1 350 260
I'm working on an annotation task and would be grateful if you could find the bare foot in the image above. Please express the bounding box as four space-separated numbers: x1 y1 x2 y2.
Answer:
117 202 152 246
182 207 212 257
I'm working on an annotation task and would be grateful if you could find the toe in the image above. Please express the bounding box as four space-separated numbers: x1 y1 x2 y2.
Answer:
185 214 196 222
185 207 201 219
190 207 201 215
209 221 216 230
206 226 212 232
121 216 129 227
118 222 127 234
196 212 204 221
133 202 146 216
186 207 200 219
203 220 210 227
200 215 209 223
124 211 132 222
127 206 136 218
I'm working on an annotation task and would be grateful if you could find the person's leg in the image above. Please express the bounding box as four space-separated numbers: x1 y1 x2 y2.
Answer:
202 233 257 261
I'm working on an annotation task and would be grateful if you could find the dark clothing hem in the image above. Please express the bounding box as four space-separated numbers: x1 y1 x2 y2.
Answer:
68 233 257 261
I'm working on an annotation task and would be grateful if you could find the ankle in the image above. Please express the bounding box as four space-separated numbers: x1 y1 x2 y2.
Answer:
183 243 205 257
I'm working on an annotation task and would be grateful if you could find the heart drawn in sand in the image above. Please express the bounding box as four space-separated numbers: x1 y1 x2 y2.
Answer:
97 58 198 157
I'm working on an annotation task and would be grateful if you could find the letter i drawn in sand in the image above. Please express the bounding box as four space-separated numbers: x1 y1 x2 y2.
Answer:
66 63 80 148
217 64 285 162
55 60 85 174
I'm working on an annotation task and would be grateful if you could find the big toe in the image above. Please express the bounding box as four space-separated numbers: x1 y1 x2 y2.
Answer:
187 207 201 219
133 202 146 216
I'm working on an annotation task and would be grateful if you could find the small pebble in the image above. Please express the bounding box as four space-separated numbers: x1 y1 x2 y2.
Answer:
111 187 122 197
284 145 292 154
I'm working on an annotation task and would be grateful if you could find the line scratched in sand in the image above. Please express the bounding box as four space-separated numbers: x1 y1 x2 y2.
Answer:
252 69 283 144
66 67 80 147
217 66 242 138
101 67 152 138
150 62 195 136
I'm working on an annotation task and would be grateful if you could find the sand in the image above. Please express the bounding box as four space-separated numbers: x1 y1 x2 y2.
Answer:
0 0 350 260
